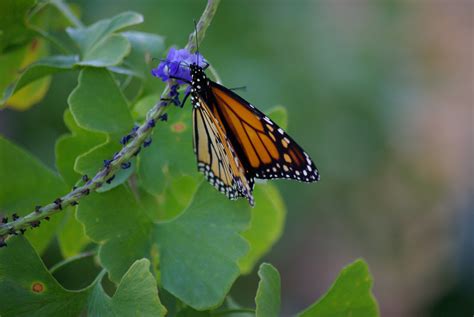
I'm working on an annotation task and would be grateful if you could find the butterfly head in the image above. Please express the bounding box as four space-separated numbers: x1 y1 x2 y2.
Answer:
189 63 204 76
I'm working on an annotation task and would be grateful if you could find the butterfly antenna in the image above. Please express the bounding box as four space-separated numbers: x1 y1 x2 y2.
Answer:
193 19 199 65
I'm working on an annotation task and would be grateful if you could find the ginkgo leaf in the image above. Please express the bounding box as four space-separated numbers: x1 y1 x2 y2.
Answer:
298 259 379 317
0 237 166 317
255 263 281 317
67 12 143 67
0 136 67 253
69 68 133 133
77 183 251 310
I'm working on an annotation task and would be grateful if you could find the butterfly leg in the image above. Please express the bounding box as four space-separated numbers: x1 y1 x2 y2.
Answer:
179 92 191 107
227 86 247 92
159 97 175 106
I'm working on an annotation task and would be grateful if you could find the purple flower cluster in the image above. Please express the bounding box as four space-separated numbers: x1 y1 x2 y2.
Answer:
151 47 207 84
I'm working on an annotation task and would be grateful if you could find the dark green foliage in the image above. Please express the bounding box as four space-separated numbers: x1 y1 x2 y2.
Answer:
0 1 380 315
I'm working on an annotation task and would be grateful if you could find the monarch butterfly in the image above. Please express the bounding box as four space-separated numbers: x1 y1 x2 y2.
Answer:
153 48 320 206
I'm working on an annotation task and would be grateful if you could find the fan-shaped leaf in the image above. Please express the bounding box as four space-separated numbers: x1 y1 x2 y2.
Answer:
0 237 166 317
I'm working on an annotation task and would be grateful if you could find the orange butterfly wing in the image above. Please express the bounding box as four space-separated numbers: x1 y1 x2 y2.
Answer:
210 82 320 182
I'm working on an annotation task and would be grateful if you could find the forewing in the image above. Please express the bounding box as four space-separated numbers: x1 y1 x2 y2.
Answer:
211 82 320 182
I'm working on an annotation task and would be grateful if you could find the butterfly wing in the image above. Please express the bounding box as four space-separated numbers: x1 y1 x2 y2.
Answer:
210 82 320 182
192 96 255 205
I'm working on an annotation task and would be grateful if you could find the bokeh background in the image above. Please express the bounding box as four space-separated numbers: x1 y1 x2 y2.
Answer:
1 1 472 316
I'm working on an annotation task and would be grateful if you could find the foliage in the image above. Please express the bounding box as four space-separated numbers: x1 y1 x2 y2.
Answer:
0 1 380 315
297 260 379 317
0 237 166 317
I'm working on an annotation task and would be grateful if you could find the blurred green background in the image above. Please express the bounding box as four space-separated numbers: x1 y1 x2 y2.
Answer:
1 0 472 316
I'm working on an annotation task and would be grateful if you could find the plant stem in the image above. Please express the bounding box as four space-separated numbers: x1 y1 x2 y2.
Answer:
208 64 223 84
0 0 221 244
51 0 84 29
49 250 97 274
185 0 221 53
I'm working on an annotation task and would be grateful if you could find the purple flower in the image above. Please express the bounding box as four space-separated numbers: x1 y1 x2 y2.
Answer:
151 47 207 84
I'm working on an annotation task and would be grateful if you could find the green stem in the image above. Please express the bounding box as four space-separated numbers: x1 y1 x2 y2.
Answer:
208 63 223 84
211 308 255 316
51 0 84 28
49 250 97 274
185 0 221 53
0 0 221 243
27 0 49 20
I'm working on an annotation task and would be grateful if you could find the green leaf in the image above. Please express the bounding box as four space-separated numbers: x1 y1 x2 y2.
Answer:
74 140 119 177
1 39 52 110
79 34 130 67
55 110 106 186
0 237 166 317
0 136 67 253
67 12 143 67
0 237 87 316
68 68 133 133
55 112 94 257
239 184 286 274
298 259 379 317
55 133 103 185
29 0 81 30
155 184 250 309
56 208 90 258
74 139 134 192
76 185 154 283
137 107 199 219
63 106 87 133
1 55 77 104
138 107 196 196
157 175 199 221
255 263 281 317
77 183 251 310
88 259 167 317
67 12 143 53
123 31 165 78
132 93 160 120
0 0 36 52
176 307 211 317
0 44 29 103
5 72 51 110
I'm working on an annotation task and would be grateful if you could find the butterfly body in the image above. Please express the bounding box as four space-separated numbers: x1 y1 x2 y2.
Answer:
188 63 319 206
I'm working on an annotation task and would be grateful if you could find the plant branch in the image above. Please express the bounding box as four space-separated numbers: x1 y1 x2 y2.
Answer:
50 0 84 29
185 0 221 53
0 0 221 245
208 63 223 84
